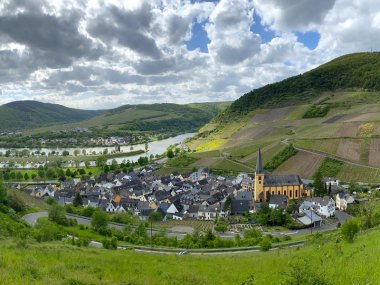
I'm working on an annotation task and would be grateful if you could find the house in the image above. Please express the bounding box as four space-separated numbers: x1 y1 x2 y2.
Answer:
297 210 322 227
106 202 117 213
198 204 221 220
302 196 335 218
323 177 340 187
269 194 288 209
186 205 199 219
336 192 355 211
231 191 253 214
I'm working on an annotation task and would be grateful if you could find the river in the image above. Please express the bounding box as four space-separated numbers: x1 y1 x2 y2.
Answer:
0 133 195 168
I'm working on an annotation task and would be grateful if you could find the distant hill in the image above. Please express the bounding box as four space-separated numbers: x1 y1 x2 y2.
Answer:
0 100 230 133
0 101 102 131
219 52 380 121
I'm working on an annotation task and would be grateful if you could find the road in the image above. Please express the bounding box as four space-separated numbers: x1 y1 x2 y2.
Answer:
22 211 342 241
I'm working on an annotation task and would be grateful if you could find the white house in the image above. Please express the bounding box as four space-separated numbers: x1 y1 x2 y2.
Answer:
302 196 335 218
336 192 355 211
197 204 221 220
323 177 340 187
106 202 116 213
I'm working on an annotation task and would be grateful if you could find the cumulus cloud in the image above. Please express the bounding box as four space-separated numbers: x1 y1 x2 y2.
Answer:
0 0 379 109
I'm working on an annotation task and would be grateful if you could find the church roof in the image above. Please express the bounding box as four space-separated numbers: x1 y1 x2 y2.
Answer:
256 147 263 174
264 174 303 187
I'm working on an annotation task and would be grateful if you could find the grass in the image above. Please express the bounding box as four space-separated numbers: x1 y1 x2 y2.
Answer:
316 158 344 178
2 225 380 284
210 159 254 173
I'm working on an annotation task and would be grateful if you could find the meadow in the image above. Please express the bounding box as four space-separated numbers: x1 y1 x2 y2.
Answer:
1 225 380 284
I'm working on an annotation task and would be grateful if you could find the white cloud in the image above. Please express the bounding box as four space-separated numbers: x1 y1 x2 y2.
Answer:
0 0 379 109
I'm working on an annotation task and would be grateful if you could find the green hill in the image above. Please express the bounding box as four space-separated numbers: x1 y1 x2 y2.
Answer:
0 101 102 131
0 101 230 135
184 53 380 183
220 52 380 121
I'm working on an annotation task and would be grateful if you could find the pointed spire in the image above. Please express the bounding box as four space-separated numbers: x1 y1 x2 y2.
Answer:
256 147 263 174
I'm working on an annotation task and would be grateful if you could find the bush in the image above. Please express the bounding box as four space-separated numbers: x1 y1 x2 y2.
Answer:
8 191 26 212
91 211 109 232
264 145 297 171
34 219 65 242
102 237 118 249
341 219 360 243
259 236 272 251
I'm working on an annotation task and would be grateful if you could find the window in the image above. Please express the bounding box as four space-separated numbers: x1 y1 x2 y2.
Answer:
284 190 287 196
295 190 298 197
290 190 292 197
278 191 280 195
272 191 274 195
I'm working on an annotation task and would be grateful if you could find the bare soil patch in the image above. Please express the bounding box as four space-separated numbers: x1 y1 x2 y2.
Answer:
337 122 361 137
369 139 380 167
274 152 324 179
323 114 346 124
251 107 290 123
336 139 362 162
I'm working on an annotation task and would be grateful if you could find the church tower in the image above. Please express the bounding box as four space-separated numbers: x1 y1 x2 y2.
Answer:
253 147 265 202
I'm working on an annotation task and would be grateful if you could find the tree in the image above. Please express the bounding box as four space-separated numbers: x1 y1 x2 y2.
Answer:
0 181 8 205
8 191 26 212
341 219 360 243
223 195 232 212
149 211 162 222
167 149 174 159
48 204 69 226
16 172 23 181
24 173 30 181
313 171 325 196
96 155 106 168
91 211 109 232
74 149 80 157
73 192 83 207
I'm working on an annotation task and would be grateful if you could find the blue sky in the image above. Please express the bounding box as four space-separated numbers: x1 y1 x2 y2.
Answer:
186 12 320 53
0 0 379 109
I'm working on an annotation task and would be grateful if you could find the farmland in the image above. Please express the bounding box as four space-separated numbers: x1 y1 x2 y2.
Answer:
274 152 324 179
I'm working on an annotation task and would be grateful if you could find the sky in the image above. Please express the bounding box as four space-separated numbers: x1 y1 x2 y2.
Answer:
0 0 380 109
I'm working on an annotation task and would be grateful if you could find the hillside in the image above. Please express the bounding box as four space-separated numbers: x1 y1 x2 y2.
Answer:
182 53 380 183
0 101 229 135
219 52 380 121
21 102 230 136
0 101 102 131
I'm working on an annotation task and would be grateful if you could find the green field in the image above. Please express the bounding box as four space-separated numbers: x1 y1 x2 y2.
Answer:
2 225 380 284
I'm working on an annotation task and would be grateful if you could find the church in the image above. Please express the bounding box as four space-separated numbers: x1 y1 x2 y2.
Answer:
253 147 309 202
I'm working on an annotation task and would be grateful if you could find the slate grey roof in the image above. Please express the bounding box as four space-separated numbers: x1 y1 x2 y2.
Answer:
264 174 303 186
269 194 288 208
256 147 263 174
231 199 251 214
235 191 252 201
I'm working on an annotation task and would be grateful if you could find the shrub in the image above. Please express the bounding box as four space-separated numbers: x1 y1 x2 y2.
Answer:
259 236 272 251
91 211 109 232
341 219 360 243
34 219 65 242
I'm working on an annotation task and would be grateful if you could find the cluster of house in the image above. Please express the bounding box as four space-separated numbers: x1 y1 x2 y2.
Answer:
24 159 360 229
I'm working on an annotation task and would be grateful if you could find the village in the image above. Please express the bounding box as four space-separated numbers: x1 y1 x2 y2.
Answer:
22 150 369 235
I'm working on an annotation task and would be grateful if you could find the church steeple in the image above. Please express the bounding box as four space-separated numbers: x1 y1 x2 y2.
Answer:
256 147 263 174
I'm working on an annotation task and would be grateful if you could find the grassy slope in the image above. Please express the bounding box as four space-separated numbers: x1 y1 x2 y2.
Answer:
1 226 380 284
185 53 380 182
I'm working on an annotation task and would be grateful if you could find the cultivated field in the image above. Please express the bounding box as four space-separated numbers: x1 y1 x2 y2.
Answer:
337 122 361 137
337 163 380 183
336 139 362 162
369 139 380 167
274 151 324 179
